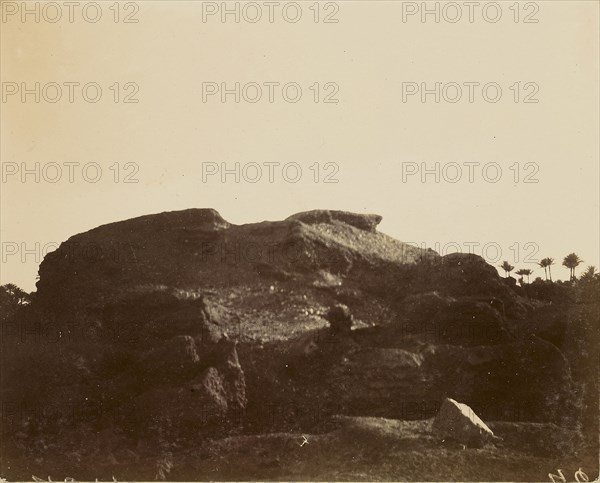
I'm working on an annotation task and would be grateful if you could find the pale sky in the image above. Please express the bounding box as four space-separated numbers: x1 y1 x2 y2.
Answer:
1 0 599 291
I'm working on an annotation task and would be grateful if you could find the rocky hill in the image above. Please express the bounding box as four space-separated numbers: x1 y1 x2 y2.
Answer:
35 209 431 307
2 209 597 481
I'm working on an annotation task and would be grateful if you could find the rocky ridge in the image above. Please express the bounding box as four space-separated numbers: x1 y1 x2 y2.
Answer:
1 208 593 480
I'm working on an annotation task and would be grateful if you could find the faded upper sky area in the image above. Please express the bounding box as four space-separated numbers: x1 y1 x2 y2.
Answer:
1 0 598 291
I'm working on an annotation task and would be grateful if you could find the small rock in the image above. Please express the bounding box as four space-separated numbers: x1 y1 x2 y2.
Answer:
325 304 353 334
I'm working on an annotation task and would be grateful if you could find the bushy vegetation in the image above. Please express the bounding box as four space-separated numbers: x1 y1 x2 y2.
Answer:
0 283 32 319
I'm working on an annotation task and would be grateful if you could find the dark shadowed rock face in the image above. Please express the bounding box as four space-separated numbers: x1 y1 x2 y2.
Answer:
128 338 247 439
280 327 573 425
1 285 247 447
398 293 512 346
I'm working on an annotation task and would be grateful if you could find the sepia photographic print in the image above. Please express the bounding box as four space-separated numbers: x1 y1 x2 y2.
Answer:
1 1 599 481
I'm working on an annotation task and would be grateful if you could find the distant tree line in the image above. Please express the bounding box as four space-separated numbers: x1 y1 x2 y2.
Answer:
0 283 32 320
499 253 590 284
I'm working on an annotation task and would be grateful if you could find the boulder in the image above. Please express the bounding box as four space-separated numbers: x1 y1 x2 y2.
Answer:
433 398 495 447
325 304 353 334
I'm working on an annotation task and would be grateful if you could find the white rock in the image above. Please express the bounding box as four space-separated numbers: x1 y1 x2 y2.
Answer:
432 398 495 447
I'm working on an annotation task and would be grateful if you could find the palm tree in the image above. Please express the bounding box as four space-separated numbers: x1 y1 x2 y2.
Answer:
515 269 526 284
562 253 583 281
499 261 515 278
1 283 27 303
579 265 597 282
2 283 19 296
0 283 31 313
538 257 555 281
516 268 533 284
546 258 555 281
538 259 548 280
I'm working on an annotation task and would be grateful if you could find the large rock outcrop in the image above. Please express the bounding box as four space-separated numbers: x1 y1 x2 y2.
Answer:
28 210 573 428
35 209 431 312
2 208 585 481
